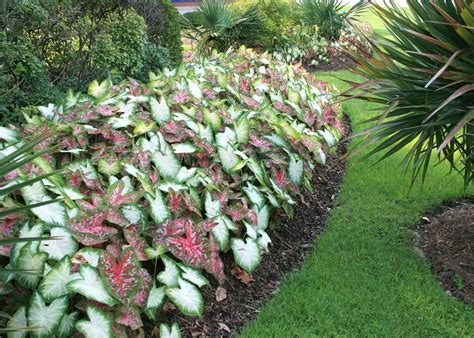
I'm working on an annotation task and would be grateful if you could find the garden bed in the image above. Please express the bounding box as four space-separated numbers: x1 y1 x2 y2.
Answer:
146 122 349 337
413 199 474 307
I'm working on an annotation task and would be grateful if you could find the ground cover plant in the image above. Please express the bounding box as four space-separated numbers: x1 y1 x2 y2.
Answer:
0 47 343 336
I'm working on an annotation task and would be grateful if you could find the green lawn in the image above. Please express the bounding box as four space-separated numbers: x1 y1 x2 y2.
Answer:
240 11 474 337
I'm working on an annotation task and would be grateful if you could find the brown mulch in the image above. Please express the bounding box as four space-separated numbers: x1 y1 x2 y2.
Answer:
413 199 474 307
144 127 348 337
307 56 358 72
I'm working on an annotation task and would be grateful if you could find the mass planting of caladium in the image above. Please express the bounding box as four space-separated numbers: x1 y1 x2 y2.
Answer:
0 47 343 336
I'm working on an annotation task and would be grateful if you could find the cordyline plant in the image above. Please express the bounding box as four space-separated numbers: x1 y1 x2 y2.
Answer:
0 47 343 337
345 0 473 188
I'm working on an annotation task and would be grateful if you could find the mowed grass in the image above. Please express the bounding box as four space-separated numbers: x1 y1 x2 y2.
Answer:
241 10 474 337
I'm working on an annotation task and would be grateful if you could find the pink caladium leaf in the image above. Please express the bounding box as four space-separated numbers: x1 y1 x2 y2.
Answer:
115 306 143 330
165 219 209 267
99 247 141 304
271 167 289 189
133 268 152 308
105 181 141 208
205 235 225 285
67 212 118 246
96 105 115 116
102 129 129 145
249 134 272 149
106 209 128 226
154 218 186 245
76 196 102 211
106 243 123 258
124 225 149 261
168 191 184 215
225 205 246 222
112 323 128 338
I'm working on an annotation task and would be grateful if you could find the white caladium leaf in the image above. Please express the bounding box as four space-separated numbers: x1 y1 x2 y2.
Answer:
172 143 198 154
145 285 166 320
204 191 220 218
67 265 116 306
38 256 75 301
231 237 261 273
211 216 230 250
254 204 271 231
21 181 68 226
243 183 266 208
187 79 203 99
157 255 180 287
28 292 68 338
158 182 188 193
266 192 281 208
121 204 146 225
75 306 113 338
139 134 160 153
59 186 86 200
165 278 204 317
15 243 48 289
234 115 250 144
72 248 100 267
150 96 171 124
178 264 209 288
57 312 79 338
257 230 272 252
37 104 58 121
67 159 99 180
98 158 121 177
152 149 182 179
0 126 19 142
88 79 111 99
265 133 290 148
199 124 214 143
107 115 132 129
6 305 27 338
288 153 304 186
145 190 171 225
218 145 239 173
215 127 237 148
39 227 78 261
316 148 326 165
11 222 44 263
244 222 258 240
176 167 197 183
203 109 222 133
160 323 182 338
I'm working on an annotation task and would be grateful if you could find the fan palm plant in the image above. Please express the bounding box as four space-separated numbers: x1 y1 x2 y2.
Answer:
181 0 263 54
345 0 474 187
294 0 370 40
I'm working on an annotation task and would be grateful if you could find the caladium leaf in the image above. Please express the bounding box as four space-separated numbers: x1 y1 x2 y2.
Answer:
257 230 272 252
121 204 146 226
72 248 100 267
75 305 113 338
206 235 225 285
98 158 121 177
10 222 44 264
157 255 180 287
152 149 182 179
178 264 209 288
187 79 203 99
98 247 141 304
0 126 19 142
218 145 239 173
68 264 117 306
15 243 48 289
176 167 198 183
6 305 27 338
39 227 78 261
133 268 152 307
145 285 166 320
145 190 171 225
165 278 204 317
231 238 261 273
243 183 266 208
204 191 221 218
203 109 222 133
67 212 118 246
57 312 79 338
210 216 230 250
88 79 111 99
288 153 304 185
172 143 198 154
160 323 182 338
254 204 271 231
105 181 141 207
150 96 171 124
38 256 74 302
28 292 68 338
234 114 250 144
115 306 143 330
21 181 68 226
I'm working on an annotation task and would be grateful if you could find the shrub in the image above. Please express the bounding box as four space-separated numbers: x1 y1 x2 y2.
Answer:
346 1 474 187
129 0 183 66
0 48 343 335
182 0 264 54
295 0 369 41
255 0 298 45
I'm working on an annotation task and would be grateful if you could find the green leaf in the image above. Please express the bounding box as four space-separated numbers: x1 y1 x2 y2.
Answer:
88 80 111 99
203 109 222 133
28 292 68 338
75 306 112 338
67 265 116 307
165 278 204 317
98 158 121 177
234 115 250 144
231 237 261 273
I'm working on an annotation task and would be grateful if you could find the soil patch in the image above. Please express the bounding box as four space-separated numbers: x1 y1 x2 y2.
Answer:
413 199 474 307
145 125 348 337
307 55 358 72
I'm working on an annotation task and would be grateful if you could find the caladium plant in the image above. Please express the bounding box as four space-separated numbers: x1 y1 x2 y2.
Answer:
0 47 343 336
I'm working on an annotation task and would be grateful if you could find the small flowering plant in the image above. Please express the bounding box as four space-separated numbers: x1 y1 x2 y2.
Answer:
0 47 343 336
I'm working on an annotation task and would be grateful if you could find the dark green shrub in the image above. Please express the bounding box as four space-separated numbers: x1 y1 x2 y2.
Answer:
129 0 183 65
347 0 474 187
255 0 297 46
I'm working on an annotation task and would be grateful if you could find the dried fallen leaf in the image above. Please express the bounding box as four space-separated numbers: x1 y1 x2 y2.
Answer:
231 266 254 284
218 322 231 333
215 287 227 302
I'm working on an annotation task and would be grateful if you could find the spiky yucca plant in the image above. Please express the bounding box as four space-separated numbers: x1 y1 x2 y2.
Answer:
346 0 474 187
